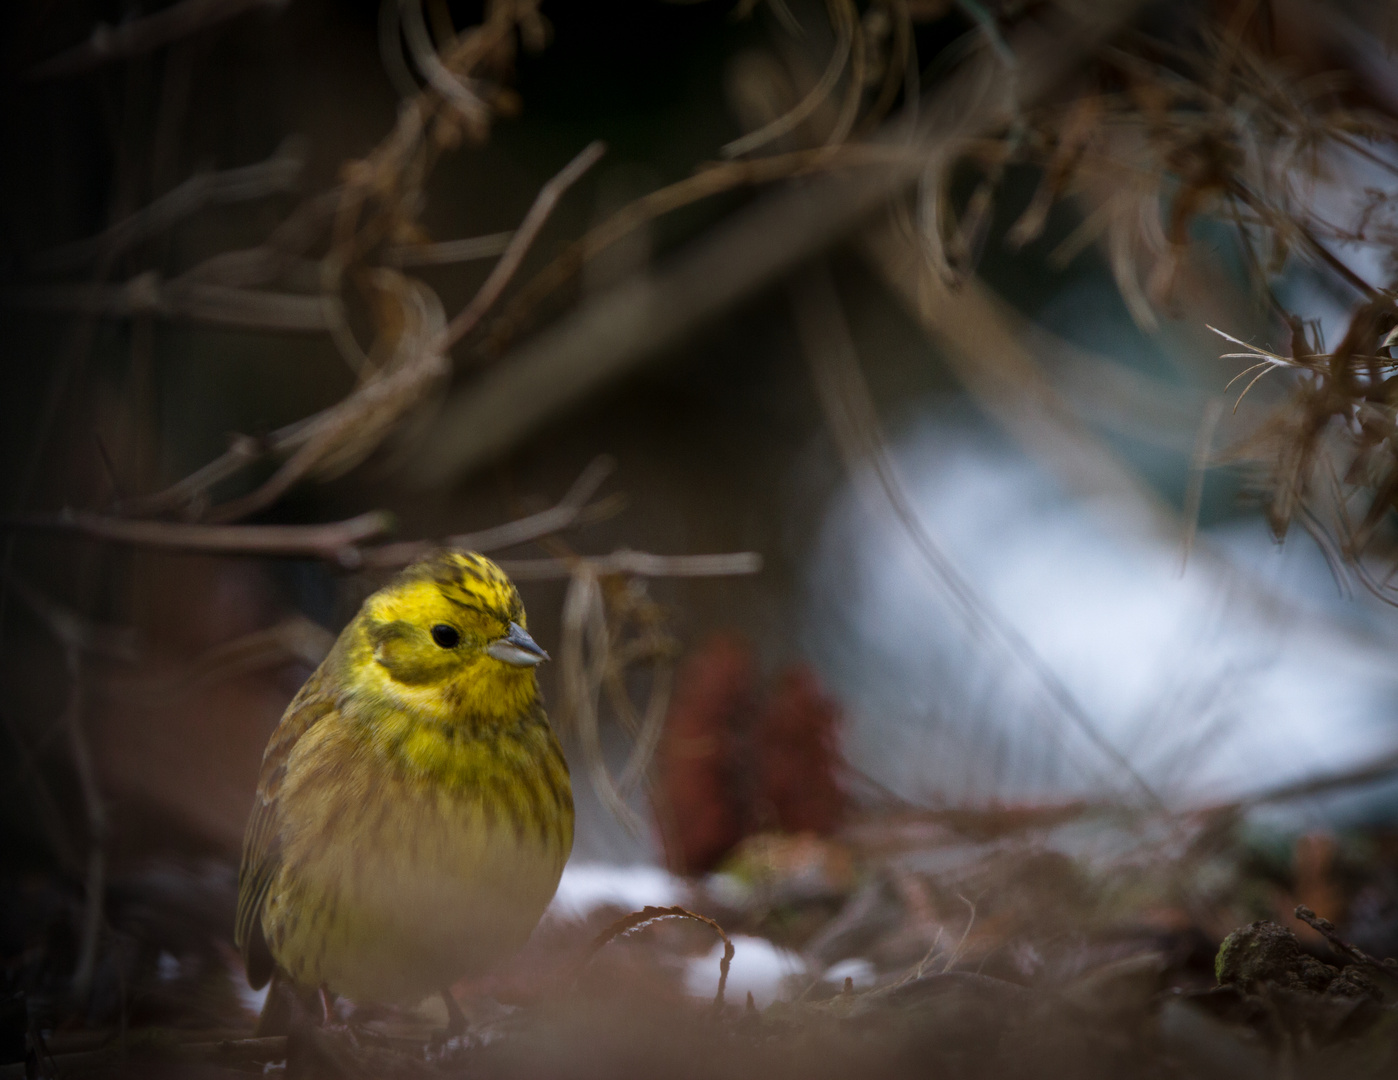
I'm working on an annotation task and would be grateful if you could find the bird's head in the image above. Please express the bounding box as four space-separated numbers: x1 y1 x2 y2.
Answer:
345 550 547 724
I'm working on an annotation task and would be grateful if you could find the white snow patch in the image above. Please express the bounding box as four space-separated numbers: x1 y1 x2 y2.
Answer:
233 969 269 1018
824 957 877 989
684 935 804 1007
807 420 1398 806
547 861 685 920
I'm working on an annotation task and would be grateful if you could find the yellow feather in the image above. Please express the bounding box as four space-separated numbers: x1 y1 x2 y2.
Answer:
235 551 572 1009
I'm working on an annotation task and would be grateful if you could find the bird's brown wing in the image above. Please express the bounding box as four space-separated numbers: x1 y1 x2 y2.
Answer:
235 666 338 989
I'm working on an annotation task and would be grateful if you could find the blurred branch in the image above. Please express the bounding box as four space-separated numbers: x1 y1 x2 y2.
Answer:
362 455 619 567
1294 904 1398 980
109 615 335 706
10 273 328 332
378 0 421 101
385 230 514 267
412 1 1143 486
205 273 448 522
1225 747 1398 810
558 563 682 839
1 572 139 661
439 141 607 349
788 259 1161 808
177 191 340 288
0 1036 288 1079
120 433 274 518
11 579 117 1004
27 0 289 79
862 222 1187 541
863 220 1398 660
1 709 82 874
62 648 105 1005
99 130 595 517
500 550 762 580
722 0 854 158
478 145 912 357
35 138 307 274
0 464 757 577
560 567 642 836
400 0 489 130
1 510 393 565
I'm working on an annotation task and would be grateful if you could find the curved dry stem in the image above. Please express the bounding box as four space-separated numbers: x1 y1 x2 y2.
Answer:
827 0 865 149
440 141 607 348
577 905 735 1009
401 0 489 129
722 0 854 158
378 0 421 101
363 455 617 567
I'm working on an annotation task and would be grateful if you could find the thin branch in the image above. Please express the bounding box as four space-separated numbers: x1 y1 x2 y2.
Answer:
613 658 674 795
109 615 334 707
1294 905 1398 979
62 648 106 1004
938 894 978 973
1 510 393 566
28 0 289 79
439 141 607 348
35 138 306 273
0 1036 289 1079
119 434 270 518
828 0 866 150
481 143 931 362
378 0 421 100
361 455 617 567
1 572 140 661
499 550 763 580
560 567 645 837
401 0 489 130
205 274 448 523
721 0 854 158
10 274 329 332
385 230 514 267
1179 397 1226 572
90 136 590 516
2 709 82 874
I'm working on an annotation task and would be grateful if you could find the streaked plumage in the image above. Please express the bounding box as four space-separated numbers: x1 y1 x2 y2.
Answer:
235 551 572 1013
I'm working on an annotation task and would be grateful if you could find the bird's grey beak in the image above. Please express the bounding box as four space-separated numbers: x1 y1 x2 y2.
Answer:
486 622 549 666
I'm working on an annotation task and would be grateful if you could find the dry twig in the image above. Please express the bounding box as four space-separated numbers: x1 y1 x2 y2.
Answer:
578 905 736 1009
27 0 288 79
1 509 393 565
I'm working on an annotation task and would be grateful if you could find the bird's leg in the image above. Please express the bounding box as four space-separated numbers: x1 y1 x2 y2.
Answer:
441 988 468 1038
316 985 365 1045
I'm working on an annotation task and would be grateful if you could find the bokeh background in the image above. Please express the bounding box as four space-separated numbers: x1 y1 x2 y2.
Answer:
5 0 1398 1075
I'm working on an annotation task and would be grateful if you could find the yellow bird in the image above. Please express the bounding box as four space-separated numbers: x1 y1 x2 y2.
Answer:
234 551 572 1032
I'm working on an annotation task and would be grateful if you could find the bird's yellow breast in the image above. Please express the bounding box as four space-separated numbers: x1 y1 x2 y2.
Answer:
261 702 572 1005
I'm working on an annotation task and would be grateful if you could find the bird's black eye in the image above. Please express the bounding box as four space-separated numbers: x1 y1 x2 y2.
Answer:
430 624 460 649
